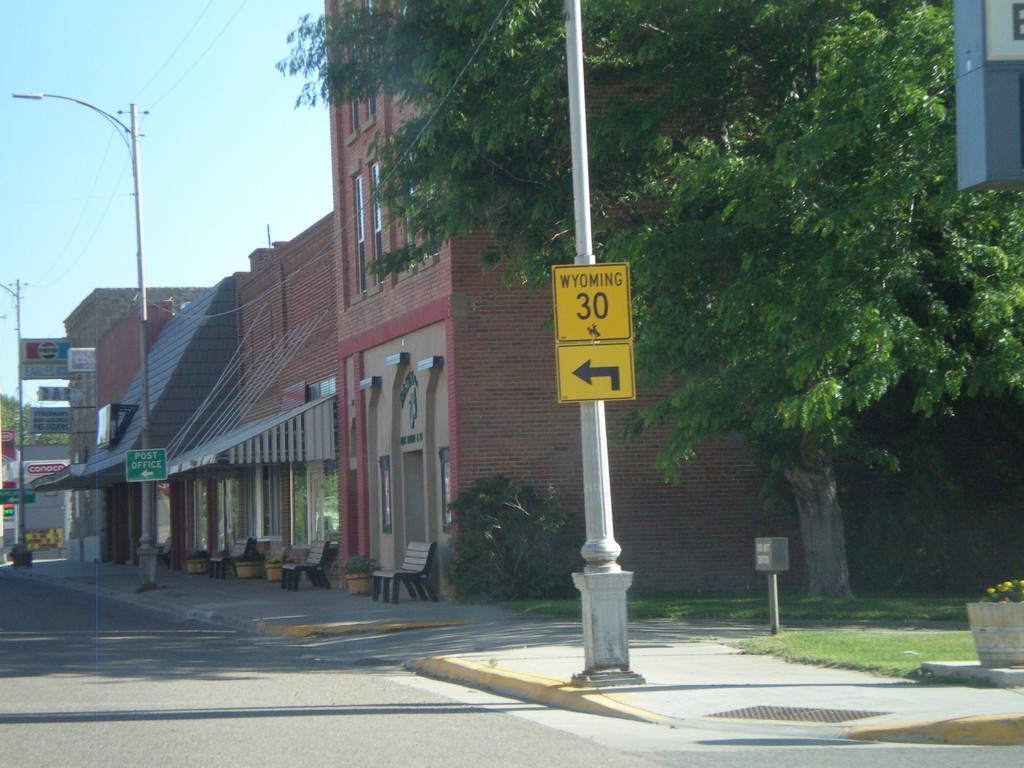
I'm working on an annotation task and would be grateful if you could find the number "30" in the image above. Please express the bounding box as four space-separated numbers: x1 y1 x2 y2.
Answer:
575 291 609 321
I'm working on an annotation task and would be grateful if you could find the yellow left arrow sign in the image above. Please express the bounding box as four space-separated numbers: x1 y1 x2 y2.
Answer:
556 343 636 402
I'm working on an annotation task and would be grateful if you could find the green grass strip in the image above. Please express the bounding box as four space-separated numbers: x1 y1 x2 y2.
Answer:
506 592 973 623
734 631 977 679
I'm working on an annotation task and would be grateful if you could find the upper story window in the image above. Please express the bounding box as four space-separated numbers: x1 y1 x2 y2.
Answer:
306 377 337 401
348 7 360 132
402 186 441 272
372 163 384 263
355 174 367 294
350 101 361 133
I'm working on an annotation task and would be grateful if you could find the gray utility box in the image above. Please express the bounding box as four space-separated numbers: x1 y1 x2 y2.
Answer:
955 0 1024 190
755 537 789 573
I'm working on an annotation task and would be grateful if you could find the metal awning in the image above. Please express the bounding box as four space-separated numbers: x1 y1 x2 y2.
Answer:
32 397 337 492
165 396 336 475
30 458 126 492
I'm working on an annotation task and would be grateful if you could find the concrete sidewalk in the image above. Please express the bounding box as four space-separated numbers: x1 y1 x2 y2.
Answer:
3 557 1023 746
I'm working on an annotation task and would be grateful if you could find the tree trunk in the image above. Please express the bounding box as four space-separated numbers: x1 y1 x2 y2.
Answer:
784 434 852 598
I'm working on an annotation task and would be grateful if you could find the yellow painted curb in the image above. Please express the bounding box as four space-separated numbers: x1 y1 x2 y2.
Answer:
408 655 670 724
256 618 472 637
841 714 1024 746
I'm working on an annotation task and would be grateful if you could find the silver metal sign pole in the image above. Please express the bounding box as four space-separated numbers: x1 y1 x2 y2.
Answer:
564 0 642 687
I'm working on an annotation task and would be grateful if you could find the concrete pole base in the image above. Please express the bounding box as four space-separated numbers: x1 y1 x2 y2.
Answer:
138 546 158 592
573 570 644 686
571 669 646 688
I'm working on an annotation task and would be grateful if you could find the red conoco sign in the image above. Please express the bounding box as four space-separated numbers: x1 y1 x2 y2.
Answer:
24 461 69 477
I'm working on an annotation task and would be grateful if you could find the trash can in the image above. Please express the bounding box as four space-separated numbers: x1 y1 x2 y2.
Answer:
11 546 33 568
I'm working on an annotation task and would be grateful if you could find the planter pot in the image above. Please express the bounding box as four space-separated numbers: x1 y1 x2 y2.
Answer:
347 574 373 596
234 561 265 579
186 559 209 576
265 564 283 583
967 602 1024 668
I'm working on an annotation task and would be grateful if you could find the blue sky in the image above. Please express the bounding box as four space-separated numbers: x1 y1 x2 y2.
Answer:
0 1 332 405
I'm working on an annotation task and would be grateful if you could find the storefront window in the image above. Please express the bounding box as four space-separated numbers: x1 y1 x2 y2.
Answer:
156 482 172 545
439 447 452 532
262 466 282 538
244 467 282 539
293 464 309 546
215 477 239 549
323 461 340 542
244 468 259 537
192 482 208 551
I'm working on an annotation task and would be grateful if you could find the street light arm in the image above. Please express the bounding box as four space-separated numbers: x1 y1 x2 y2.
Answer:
11 91 155 585
12 92 133 153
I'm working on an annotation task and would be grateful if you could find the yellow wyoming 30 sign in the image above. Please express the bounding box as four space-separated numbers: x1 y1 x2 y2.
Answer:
552 263 633 343
552 262 636 403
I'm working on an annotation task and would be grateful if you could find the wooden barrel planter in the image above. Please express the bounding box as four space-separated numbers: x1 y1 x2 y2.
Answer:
967 602 1024 668
234 561 265 579
265 563 283 582
185 558 209 576
346 574 373 596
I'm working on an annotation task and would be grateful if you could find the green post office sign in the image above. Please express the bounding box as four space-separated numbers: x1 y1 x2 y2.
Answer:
0 489 36 505
125 449 167 482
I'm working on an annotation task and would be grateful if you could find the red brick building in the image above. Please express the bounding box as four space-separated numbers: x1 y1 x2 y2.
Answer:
324 6 798 592
163 217 340 562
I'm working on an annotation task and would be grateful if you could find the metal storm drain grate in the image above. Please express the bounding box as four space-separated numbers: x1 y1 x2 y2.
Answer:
706 706 890 724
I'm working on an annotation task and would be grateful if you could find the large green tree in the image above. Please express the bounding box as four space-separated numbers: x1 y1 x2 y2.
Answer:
281 0 1024 596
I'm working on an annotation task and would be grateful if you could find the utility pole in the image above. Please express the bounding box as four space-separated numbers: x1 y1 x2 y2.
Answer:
15 280 26 554
1 280 28 564
13 93 156 588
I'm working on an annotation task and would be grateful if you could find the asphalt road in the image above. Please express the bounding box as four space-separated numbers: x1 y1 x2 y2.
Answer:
2 577 1022 767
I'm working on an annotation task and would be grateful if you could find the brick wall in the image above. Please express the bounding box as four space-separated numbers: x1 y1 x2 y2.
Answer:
234 215 338 422
320 0 801 590
94 290 207 405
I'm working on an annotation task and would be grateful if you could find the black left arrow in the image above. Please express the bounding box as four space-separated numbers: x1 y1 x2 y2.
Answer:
572 359 621 390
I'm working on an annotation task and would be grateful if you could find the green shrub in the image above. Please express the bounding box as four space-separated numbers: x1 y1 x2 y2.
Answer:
448 476 580 602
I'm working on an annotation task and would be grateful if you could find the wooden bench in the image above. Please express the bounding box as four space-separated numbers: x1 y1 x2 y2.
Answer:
372 541 438 604
281 540 338 591
209 538 257 579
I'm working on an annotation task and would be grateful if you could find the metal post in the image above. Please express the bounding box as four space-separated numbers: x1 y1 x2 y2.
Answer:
1 280 30 564
15 280 26 557
768 572 781 635
130 104 157 590
564 0 642 687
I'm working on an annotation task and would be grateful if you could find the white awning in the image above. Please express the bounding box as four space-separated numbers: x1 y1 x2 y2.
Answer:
166 396 336 475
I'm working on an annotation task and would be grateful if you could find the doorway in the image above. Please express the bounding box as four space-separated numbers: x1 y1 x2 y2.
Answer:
402 450 425 542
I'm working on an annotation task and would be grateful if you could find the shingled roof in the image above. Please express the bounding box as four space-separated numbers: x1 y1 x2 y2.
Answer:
34 277 237 490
